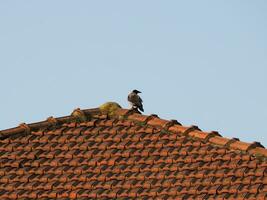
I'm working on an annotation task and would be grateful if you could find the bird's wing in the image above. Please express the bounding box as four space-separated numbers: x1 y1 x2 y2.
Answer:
128 93 142 106
139 96 143 103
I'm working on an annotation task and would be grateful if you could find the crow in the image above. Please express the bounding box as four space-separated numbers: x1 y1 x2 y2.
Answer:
128 89 144 112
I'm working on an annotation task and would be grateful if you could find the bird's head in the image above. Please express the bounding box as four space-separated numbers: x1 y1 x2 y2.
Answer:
132 89 141 94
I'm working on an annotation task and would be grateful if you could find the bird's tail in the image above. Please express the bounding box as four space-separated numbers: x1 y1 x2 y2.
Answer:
139 105 144 112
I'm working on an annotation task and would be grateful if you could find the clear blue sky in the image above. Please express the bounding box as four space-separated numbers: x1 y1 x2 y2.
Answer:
1 1 267 146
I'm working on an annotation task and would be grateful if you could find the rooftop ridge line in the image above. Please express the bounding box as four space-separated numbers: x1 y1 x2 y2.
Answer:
0 102 267 158
0 108 100 140
113 107 267 158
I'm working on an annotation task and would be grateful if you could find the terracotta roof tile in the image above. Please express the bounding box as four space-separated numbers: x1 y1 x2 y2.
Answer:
0 104 267 199
168 124 199 135
127 113 151 123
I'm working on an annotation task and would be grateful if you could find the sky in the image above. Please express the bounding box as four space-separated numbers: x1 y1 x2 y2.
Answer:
0 1 267 146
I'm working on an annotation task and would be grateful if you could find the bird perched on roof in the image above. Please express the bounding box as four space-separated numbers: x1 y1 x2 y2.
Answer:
128 89 144 112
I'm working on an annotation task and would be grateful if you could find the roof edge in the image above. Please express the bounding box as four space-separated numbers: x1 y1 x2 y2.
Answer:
0 102 122 139
113 108 267 159
0 108 100 140
1 103 267 158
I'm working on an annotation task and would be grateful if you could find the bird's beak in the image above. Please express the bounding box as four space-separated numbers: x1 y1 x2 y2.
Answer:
138 91 141 93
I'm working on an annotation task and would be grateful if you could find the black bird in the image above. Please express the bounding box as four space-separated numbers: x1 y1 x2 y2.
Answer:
128 89 144 112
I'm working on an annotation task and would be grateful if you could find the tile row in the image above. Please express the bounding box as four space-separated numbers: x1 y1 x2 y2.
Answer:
0 127 176 145
1 171 267 187
0 140 212 156
0 154 260 174
0 144 245 161
0 184 266 199
1 164 266 181
0 153 258 171
0 183 264 196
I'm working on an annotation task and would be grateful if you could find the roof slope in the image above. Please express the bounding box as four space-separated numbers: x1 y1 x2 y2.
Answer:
0 103 267 199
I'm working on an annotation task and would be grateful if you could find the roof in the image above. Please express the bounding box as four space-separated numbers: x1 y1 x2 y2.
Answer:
0 102 267 199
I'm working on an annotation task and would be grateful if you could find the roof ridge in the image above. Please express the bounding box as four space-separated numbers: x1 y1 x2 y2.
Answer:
1 102 267 158
0 108 100 140
113 108 267 158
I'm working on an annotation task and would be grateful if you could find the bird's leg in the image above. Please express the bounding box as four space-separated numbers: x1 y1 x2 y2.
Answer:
130 105 139 112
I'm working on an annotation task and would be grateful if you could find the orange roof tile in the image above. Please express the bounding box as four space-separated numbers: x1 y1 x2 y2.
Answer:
0 102 267 199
